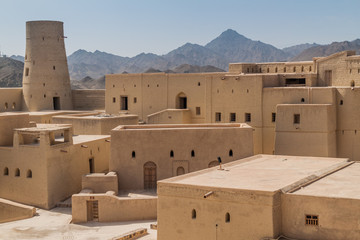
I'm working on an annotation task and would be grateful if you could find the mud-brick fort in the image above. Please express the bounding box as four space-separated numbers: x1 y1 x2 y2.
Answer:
1 20 360 240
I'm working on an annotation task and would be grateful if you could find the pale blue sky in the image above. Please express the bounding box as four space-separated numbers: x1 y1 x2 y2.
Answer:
1 0 359 57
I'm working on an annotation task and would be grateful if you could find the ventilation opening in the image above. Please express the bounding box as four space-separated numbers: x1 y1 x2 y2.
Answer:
53 97 60 110
25 68 29 76
132 151 136 158
15 168 20 177
340 100 343 105
225 212 230 223
305 215 318 226
294 114 300 124
272 113 276 122
134 97 137 103
192 209 197 219
191 150 195 157
229 149 233 157
170 150 174 158
301 98 305 102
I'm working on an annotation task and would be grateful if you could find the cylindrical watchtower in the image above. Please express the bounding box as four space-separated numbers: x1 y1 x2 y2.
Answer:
22 21 72 111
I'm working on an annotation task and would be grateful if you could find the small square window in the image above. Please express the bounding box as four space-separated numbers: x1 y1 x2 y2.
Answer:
272 113 276 122
245 113 251 122
215 112 221 122
230 113 236 122
305 215 318 226
294 114 300 124
196 107 201 115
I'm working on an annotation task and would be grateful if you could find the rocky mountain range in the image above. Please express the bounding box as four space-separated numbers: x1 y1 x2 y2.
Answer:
3 29 360 89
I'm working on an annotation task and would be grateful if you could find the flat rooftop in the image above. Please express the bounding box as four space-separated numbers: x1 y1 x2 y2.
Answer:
293 162 360 199
160 155 349 192
114 123 251 131
73 135 110 144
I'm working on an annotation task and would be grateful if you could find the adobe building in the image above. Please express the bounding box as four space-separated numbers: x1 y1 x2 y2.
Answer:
105 50 360 161
157 154 356 240
110 123 253 191
0 113 110 209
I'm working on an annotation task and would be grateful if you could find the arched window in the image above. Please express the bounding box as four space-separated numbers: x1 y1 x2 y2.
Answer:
132 151 136 158
177 167 185 176
225 212 230 222
3 167 9 176
192 209 197 219
191 150 195 157
301 98 305 102
15 168 20 177
12 102 16 109
351 80 355 87
229 149 233 157
170 150 174 158
27 170 32 178
4 102 8 109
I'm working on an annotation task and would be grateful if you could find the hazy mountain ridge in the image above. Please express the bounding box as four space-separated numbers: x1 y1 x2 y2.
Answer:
292 39 360 61
282 43 319 58
0 57 23 87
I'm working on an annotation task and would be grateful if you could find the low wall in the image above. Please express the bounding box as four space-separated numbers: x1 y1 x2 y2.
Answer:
53 113 138 135
0 88 23 112
72 191 157 223
0 198 36 223
82 172 118 194
147 109 191 124
72 89 105 110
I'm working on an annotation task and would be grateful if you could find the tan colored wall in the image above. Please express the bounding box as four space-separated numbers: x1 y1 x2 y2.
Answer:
0 198 36 223
22 21 72 111
82 172 118 194
110 124 253 190
0 88 23 112
157 183 281 240
72 192 157 223
147 109 191 124
229 61 314 74
52 114 138 135
275 104 336 157
0 126 110 209
0 113 29 146
72 89 105 110
282 194 360 240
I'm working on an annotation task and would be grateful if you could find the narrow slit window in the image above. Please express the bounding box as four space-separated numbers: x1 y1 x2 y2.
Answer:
170 150 174 158
192 209 197 219
225 212 230 223
215 112 221 122
272 113 276 122
191 150 195 157
294 114 300 124
15 168 20 177
245 113 251 122
230 113 236 122
229 149 233 157
196 107 201 115
3 167 9 176
27 170 32 178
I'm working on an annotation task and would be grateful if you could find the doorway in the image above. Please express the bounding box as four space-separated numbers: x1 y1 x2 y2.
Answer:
53 97 60 110
144 161 157 189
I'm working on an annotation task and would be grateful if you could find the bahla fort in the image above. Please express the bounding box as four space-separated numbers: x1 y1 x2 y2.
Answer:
1 20 360 240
